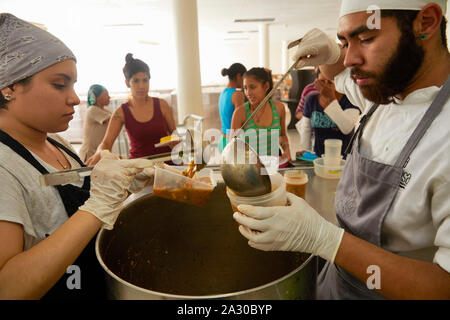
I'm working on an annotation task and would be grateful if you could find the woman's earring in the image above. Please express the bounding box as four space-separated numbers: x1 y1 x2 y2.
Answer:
4 94 12 101
419 34 427 40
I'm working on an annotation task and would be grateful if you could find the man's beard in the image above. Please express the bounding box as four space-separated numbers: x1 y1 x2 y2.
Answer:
351 29 425 105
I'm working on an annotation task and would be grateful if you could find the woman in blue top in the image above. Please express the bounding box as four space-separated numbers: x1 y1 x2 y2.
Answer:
218 63 246 151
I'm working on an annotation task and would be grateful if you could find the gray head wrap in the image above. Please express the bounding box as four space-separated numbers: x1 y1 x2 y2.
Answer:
0 13 76 90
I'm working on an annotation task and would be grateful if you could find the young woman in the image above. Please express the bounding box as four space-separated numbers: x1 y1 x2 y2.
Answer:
78 84 111 162
231 67 291 161
87 54 177 165
219 63 247 141
0 13 154 299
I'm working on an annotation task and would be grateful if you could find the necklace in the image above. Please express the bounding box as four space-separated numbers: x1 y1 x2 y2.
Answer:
252 104 267 123
56 158 69 169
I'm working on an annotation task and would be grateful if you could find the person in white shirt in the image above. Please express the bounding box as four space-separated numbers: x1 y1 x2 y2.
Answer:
233 0 450 299
79 84 112 162
296 70 360 158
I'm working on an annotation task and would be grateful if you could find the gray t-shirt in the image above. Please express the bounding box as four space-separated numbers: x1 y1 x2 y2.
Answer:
0 134 83 250
78 106 111 162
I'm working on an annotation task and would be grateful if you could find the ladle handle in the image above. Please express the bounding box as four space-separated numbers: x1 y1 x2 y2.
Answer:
234 57 306 138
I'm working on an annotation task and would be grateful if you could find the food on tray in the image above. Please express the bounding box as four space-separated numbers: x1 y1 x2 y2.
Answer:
160 135 180 144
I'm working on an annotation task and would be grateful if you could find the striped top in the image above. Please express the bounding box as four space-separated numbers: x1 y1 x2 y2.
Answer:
243 99 281 156
296 83 319 115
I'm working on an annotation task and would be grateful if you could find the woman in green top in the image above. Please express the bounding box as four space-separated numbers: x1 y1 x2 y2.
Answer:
230 67 291 161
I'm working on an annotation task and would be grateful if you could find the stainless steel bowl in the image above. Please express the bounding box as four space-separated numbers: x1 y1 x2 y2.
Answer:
96 181 317 299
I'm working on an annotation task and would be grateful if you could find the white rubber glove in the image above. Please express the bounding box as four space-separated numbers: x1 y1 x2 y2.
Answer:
233 193 345 262
127 167 155 193
79 150 154 230
293 28 341 67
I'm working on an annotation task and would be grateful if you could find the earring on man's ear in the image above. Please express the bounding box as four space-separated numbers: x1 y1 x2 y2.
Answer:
418 34 427 40
4 94 12 101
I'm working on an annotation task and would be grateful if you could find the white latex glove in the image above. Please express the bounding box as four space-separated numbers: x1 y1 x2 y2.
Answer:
127 167 155 193
293 28 341 67
79 150 154 230
233 193 345 262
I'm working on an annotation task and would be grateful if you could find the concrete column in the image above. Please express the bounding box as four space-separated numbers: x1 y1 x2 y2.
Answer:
172 0 203 124
281 40 289 73
258 23 270 68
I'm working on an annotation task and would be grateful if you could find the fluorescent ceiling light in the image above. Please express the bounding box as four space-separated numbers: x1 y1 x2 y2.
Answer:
234 18 275 23
104 23 144 27
224 37 250 41
227 30 258 34
138 40 160 45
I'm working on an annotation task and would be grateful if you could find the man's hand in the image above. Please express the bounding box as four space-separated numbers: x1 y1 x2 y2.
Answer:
233 193 344 262
292 28 341 68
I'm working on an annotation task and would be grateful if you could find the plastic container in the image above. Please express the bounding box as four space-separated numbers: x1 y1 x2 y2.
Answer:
226 173 287 212
323 154 343 167
279 156 289 168
313 157 346 179
284 170 309 199
324 139 342 158
153 166 217 207
258 155 280 175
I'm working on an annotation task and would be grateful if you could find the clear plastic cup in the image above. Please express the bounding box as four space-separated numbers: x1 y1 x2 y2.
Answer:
153 166 216 207
284 170 309 199
324 139 342 159
226 173 287 213
323 154 342 167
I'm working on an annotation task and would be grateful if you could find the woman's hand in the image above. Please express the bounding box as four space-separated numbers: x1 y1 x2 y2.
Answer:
315 78 337 108
79 151 154 230
281 147 291 162
166 139 181 150
85 151 102 166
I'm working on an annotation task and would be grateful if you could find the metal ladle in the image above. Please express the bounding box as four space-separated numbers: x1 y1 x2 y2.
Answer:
220 57 305 197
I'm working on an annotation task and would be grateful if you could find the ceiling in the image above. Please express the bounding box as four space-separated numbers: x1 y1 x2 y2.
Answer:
3 0 449 92
1 0 343 44
1 0 346 91
197 0 342 42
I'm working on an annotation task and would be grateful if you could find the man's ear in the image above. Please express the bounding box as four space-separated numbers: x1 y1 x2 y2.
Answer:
125 79 130 88
414 3 443 41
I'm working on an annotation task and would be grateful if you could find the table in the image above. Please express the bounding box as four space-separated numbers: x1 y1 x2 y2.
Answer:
302 168 340 225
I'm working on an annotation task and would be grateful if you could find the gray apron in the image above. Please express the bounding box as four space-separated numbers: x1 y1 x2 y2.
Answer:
317 76 450 300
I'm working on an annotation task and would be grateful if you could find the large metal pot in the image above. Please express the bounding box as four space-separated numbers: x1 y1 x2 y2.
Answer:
96 180 317 299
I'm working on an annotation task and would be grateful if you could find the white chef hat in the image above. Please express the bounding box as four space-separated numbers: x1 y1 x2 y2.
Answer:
339 0 447 18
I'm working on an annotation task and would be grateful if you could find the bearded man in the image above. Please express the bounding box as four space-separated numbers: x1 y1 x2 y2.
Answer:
233 0 450 299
